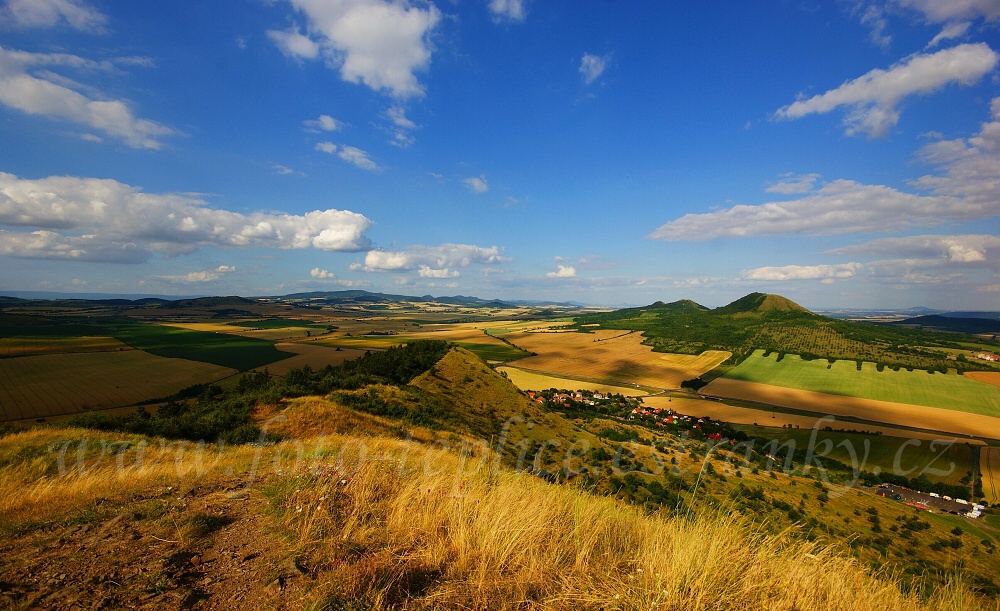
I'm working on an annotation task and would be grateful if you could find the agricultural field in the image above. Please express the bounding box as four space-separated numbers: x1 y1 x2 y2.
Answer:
496 366 650 396
313 324 531 363
0 336 129 357
639 396 953 441
983 447 1000 505
111 323 293 370
701 377 1000 439
726 425 976 486
165 321 327 341
0 352 236 421
724 350 1000 416
966 371 1000 390
502 329 729 388
250 343 368 376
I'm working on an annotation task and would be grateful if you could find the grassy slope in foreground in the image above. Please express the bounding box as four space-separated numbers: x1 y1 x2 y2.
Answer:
725 350 1000 417
0 426 989 611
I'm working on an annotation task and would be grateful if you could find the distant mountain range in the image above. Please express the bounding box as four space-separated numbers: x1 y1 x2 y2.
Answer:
0 290 584 310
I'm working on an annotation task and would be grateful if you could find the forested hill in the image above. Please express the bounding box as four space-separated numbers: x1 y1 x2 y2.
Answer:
574 293 999 372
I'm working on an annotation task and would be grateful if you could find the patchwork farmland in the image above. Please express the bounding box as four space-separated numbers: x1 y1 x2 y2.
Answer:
983 447 1000 506
724 350 1000 416
496 366 650 396
502 329 730 388
0 352 236 421
700 377 1000 439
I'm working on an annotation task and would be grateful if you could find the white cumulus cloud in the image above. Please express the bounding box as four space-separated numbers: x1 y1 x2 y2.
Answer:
488 0 525 22
337 145 380 171
0 172 373 262
827 234 1000 263
358 243 507 272
463 175 488 194
269 0 441 99
741 263 864 281
0 0 107 31
418 265 459 278
765 173 820 195
895 0 1000 23
774 43 998 138
0 47 176 149
303 114 342 132
579 53 608 85
546 265 577 278
310 267 336 279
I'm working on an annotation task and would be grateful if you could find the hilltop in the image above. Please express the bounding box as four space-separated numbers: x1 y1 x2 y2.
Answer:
2 343 998 608
715 292 813 315
574 292 999 372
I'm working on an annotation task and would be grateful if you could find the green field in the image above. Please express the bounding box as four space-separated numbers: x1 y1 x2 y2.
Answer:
733 425 976 486
725 350 1000 416
227 318 330 330
110 324 293 371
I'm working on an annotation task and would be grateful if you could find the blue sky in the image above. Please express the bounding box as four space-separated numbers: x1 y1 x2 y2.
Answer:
1 0 999 309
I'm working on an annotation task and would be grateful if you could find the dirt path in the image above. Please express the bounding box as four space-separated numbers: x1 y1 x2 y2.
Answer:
0 477 316 610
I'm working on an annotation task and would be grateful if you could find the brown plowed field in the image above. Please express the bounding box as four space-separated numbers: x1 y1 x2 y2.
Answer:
504 330 729 388
965 371 1000 389
982 447 1000 505
700 377 1000 439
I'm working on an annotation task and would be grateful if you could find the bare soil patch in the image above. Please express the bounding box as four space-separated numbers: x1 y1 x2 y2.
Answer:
0 477 316 610
965 371 1000 390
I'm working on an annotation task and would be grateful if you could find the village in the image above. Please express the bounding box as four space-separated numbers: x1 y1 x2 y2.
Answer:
876 483 986 519
526 387 737 443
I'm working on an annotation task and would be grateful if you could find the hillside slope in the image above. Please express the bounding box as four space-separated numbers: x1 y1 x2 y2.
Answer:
0 424 991 611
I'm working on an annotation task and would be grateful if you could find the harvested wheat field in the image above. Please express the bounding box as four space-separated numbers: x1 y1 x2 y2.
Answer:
639 396 953 441
0 336 130 357
965 371 1000 390
252 343 368 376
0 352 236 421
982 447 1000 505
701 377 1000 439
496 366 650 396
504 329 729 388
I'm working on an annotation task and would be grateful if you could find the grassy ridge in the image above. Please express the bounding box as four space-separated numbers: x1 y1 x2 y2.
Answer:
0 427 989 610
726 350 1000 417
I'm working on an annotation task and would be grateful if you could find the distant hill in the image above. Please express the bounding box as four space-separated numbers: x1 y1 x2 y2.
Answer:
574 292 998 371
715 292 812 315
894 315 1000 335
940 311 1000 320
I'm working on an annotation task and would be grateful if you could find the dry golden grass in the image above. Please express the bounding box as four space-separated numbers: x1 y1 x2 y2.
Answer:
0 336 129 357
0 352 236 422
1 424 995 610
496 366 650 396
255 395 436 443
270 438 989 611
504 330 729 388
982 447 1000 505
0 428 262 529
701 378 1000 439
966 371 1000 390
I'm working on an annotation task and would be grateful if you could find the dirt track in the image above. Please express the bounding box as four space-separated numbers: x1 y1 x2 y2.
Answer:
701 377 1000 439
